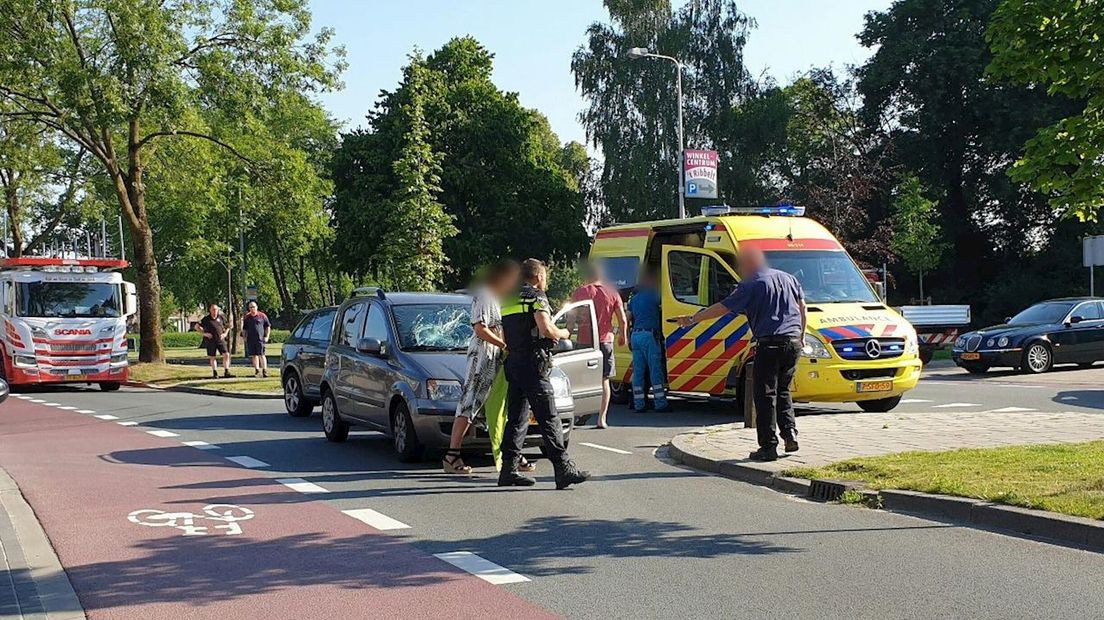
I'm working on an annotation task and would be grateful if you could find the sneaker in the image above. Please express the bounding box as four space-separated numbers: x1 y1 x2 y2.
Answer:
211 370 218 379
748 448 779 462
554 460 591 490
262 370 268 378
254 369 260 378
223 371 235 379
497 471 536 487
784 437 800 453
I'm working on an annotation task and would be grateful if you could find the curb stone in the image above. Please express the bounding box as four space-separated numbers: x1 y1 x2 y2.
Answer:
125 381 281 400
668 434 1104 553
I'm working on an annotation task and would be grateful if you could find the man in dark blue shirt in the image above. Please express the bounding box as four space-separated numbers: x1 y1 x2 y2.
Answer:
675 247 806 461
626 270 668 412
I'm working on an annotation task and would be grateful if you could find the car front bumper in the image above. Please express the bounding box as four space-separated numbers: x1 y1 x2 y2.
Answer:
952 348 1023 368
791 355 923 402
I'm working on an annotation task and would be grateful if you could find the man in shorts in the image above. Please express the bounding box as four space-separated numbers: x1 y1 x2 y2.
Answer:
571 262 627 428
242 301 272 377
443 260 527 474
195 303 234 379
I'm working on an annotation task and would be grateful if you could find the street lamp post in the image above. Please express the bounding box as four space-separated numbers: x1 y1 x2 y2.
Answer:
628 46 686 219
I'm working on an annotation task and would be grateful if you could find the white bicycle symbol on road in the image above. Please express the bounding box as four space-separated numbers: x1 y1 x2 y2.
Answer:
128 504 254 536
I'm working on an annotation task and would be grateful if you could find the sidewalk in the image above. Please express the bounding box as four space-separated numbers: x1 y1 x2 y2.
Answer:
1 468 85 620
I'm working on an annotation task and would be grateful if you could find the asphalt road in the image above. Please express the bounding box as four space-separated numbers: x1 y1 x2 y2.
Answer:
10 365 1104 619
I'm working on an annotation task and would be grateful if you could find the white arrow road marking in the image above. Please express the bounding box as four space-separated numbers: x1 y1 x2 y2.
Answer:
226 456 269 469
984 406 1037 413
932 403 980 408
146 430 179 438
275 478 329 494
434 552 530 585
579 442 632 455
182 441 218 450
342 508 410 531
95 414 119 420
899 399 933 404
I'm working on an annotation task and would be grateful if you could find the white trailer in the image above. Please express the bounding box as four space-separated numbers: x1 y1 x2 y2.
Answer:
897 304 971 364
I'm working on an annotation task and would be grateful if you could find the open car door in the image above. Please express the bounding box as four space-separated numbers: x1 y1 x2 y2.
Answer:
553 299 603 419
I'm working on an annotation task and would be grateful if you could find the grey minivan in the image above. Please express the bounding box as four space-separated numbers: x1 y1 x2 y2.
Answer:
318 290 603 462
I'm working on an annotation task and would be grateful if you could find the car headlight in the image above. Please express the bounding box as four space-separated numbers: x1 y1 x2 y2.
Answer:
954 335 967 349
905 331 918 354
997 336 1009 348
13 355 36 367
986 338 995 348
426 379 463 401
549 369 573 410
801 333 831 359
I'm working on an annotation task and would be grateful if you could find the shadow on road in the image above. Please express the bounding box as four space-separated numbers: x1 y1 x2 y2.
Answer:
1053 390 1104 411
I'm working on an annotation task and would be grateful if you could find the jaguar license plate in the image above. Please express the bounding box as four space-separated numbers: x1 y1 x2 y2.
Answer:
961 352 981 361
856 380 893 393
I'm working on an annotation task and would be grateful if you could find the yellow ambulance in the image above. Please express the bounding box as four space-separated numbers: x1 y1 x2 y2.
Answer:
590 205 921 413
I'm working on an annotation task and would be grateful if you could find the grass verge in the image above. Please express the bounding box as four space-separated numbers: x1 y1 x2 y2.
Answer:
128 362 281 393
787 441 1104 520
128 343 281 362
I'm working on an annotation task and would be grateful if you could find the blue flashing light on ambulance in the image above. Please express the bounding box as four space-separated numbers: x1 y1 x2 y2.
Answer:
589 204 922 414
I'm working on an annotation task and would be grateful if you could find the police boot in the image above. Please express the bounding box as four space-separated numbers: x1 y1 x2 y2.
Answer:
553 459 591 490
497 460 536 487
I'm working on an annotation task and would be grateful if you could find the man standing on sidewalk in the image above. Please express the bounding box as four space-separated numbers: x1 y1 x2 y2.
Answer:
242 301 272 378
195 303 234 379
675 247 805 461
571 262 627 428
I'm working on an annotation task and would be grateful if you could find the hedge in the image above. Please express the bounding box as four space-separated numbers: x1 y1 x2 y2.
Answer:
130 328 292 349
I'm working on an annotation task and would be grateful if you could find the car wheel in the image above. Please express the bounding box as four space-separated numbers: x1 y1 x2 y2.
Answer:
962 364 990 375
283 372 313 417
99 382 121 392
1021 342 1053 374
857 395 902 413
391 401 423 462
321 389 349 443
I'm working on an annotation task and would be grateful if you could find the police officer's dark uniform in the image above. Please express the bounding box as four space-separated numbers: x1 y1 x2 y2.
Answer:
717 266 805 461
499 280 589 488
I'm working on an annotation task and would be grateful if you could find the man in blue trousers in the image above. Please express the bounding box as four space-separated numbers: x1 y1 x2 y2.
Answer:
626 270 669 412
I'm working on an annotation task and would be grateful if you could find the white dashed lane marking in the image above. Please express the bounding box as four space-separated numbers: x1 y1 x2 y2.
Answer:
28 399 45 403
984 406 1037 413
579 442 632 455
76 409 95 414
899 398 933 404
342 508 411 531
146 430 179 438
14 395 29 399
42 402 60 406
94 414 119 420
932 403 979 409
117 421 139 426
275 478 329 494
182 441 218 450
56 406 77 410
433 552 530 585
226 456 269 469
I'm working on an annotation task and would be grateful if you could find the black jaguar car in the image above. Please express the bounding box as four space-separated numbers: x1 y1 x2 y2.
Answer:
952 297 1104 374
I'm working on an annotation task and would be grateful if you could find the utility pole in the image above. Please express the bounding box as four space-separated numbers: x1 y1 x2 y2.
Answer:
627 47 687 219
239 187 246 311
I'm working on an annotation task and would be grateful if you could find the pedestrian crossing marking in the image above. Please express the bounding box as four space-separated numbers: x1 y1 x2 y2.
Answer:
343 508 410 530
433 552 530 585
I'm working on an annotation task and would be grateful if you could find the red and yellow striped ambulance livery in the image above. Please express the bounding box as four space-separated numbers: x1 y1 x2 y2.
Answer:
590 205 922 413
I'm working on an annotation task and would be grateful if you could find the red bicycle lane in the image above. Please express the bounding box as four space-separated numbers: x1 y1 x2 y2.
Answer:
0 398 557 619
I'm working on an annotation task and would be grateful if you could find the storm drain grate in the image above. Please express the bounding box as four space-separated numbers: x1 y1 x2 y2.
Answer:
808 479 866 502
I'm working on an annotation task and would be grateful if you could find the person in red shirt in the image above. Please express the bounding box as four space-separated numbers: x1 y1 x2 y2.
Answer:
571 262 627 429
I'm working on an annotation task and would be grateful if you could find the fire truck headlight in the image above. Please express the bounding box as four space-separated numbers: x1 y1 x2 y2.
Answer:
111 353 128 363
30 326 47 338
13 355 36 367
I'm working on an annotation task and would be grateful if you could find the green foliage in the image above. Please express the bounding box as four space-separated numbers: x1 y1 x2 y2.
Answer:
163 331 203 348
332 37 588 289
546 260 585 309
890 174 947 279
988 0 1104 221
572 0 756 223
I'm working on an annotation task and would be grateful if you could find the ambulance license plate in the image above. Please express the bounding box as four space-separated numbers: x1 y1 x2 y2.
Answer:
856 380 892 393
961 352 981 361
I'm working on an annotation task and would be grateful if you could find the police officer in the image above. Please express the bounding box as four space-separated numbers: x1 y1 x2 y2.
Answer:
675 247 806 461
499 259 590 489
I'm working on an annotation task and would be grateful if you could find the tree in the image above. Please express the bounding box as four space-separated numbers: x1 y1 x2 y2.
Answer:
857 0 1079 305
890 174 947 302
377 56 456 291
988 0 1104 221
573 0 757 223
333 38 587 288
0 0 341 361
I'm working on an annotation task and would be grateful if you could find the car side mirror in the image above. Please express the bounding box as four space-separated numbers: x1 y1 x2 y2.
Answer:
0 379 9 404
357 337 386 357
1069 315 1084 325
1004 317 1012 323
552 338 574 354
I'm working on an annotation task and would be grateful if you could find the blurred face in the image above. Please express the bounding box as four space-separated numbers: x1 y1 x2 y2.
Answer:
489 270 520 296
738 248 766 279
247 301 258 313
208 304 219 317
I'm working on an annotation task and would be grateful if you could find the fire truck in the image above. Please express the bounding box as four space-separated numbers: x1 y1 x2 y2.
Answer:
0 257 137 390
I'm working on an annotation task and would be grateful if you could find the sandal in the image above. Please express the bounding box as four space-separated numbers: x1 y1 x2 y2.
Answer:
442 449 472 474
518 457 536 473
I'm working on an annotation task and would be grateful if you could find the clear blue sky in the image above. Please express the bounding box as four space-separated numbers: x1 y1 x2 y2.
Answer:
309 0 894 146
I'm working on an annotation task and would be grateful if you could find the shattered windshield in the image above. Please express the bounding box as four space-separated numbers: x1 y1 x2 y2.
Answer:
391 304 473 351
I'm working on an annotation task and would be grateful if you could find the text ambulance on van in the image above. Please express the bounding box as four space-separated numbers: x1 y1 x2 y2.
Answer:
590 205 921 413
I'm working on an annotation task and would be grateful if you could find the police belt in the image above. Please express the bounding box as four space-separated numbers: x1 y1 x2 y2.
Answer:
756 334 800 344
